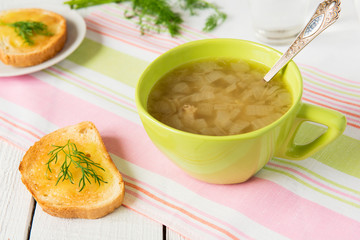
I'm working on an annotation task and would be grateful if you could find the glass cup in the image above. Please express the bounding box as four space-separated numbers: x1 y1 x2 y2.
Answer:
249 0 311 45
135 39 346 184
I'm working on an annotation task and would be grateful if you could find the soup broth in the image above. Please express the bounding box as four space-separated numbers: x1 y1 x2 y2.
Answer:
147 58 292 136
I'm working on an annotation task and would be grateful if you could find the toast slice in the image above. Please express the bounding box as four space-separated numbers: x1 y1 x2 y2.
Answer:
19 121 125 219
0 8 67 67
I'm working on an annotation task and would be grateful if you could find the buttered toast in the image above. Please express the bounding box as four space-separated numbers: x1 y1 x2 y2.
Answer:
19 121 125 219
0 8 67 67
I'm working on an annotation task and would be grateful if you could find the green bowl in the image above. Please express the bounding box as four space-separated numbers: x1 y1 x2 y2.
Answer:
135 39 346 183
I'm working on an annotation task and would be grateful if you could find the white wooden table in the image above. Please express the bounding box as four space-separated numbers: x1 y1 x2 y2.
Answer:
0 0 185 239
1 0 360 239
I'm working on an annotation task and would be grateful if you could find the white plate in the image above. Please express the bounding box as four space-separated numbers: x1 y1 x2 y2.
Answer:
0 4 86 77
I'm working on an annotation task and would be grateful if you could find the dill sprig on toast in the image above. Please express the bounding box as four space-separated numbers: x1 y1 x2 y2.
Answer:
46 140 108 192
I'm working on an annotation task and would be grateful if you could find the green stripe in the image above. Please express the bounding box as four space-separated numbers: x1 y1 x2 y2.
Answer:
43 70 137 114
294 122 360 179
272 158 360 196
67 38 149 88
179 27 209 41
263 166 360 208
300 66 360 89
55 64 134 102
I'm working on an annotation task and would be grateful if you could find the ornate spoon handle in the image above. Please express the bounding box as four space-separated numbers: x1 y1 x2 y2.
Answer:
263 0 341 82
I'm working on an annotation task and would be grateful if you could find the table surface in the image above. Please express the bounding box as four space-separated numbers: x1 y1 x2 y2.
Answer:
1 0 360 239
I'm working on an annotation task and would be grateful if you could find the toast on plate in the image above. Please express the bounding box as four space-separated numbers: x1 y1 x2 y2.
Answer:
19 121 125 219
0 8 67 67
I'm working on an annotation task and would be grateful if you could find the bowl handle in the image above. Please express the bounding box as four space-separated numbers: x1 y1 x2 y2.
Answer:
276 103 346 160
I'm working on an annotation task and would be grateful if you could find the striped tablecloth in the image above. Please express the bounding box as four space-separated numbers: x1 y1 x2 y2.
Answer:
1 4 360 240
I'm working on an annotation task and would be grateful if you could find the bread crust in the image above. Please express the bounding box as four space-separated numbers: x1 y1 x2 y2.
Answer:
0 8 67 67
19 121 125 219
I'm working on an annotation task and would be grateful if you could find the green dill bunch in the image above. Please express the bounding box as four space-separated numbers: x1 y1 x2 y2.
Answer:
132 0 183 36
64 0 227 36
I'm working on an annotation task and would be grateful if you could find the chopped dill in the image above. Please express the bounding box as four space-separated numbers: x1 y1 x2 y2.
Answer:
0 21 53 45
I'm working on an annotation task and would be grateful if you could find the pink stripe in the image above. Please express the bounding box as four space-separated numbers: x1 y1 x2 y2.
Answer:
348 116 360 124
91 14 181 47
304 87 360 108
85 19 171 52
122 203 188 240
123 173 251 239
48 67 137 109
268 162 360 203
302 72 360 94
0 135 26 151
124 189 236 240
0 109 47 137
102 5 206 41
86 25 163 55
338 115 360 125
302 92 360 115
0 120 38 144
92 10 186 46
206 178 360 240
86 16 175 50
303 81 359 103
1 75 360 239
300 64 360 85
0 112 41 141
180 23 217 38
91 11 142 34
86 15 171 51
302 96 360 119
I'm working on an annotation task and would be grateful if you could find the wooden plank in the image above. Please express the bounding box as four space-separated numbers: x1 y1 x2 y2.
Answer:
167 227 187 240
29 203 163 239
0 140 35 240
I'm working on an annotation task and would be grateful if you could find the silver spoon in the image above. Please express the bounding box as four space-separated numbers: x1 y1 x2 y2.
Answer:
263 0 341 82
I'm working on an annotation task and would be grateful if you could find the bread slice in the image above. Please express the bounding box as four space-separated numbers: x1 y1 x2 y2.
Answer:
19 121 125 219
0 8 67 67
